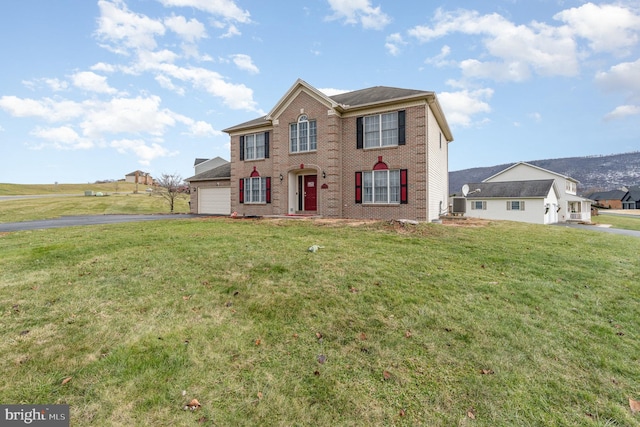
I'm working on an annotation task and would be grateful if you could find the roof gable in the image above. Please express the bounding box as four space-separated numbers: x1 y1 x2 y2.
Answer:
266 78 339 121
484 162 579 183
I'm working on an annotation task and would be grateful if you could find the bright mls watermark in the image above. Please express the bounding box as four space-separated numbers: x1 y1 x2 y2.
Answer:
1 405 69 426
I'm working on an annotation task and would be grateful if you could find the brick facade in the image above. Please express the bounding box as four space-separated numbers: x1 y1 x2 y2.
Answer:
224 80 453 222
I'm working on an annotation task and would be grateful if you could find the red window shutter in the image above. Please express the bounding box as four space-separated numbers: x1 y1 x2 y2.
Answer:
266 177 271 203
239 179 244 204
355 171 362 203
400 169 408 204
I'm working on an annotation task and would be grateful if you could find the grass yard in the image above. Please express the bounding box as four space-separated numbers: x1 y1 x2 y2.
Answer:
0 193 189 223
0 182 141 196
1 217 639 426
593 212 640 232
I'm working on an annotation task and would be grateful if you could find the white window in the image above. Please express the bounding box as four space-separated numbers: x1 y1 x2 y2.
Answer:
290 115 317 153
363 170 400 204
243 177 266 204
364 112 398 148
244 133 265 160
471 201 486 210
507 200 525 211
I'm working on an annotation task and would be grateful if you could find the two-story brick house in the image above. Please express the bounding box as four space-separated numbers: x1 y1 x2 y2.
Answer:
223 79 453 221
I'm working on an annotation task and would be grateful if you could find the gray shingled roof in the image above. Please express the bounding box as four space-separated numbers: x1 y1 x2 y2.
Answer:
588 189 626 201
465 179 555 198
223 85 436 133
329 86 433 107
185 162 231 182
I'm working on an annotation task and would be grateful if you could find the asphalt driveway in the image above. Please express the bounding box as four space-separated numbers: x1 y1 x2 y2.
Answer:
552 222 640 238
0 214 200 232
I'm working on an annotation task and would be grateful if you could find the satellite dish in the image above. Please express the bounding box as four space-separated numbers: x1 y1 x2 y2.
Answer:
462 184 469 197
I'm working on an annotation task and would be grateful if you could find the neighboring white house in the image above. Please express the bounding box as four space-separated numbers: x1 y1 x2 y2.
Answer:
462 162 592 224
464 179 560 224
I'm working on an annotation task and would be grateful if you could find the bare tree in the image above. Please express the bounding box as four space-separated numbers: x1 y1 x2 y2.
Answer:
153 173 187 213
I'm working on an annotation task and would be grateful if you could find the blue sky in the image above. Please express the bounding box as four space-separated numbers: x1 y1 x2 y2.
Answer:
1 0 639 184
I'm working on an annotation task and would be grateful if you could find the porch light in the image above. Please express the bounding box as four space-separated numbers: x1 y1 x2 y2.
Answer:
322 171 326 179
279 173 283 181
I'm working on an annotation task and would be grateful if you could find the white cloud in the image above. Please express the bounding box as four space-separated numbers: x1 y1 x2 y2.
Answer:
409 8 579 82
603 105 640 121
185 120 221 137
155 74 185 95
22 78 69 92
554 3 640 55
385 33 406 56
95 0 165 53
0 96 84 122
30 126 93 150
528 112 542 122
437 88 494 127
157 0 250 23
111 138 177 165
155 63 261 112
80 95 177 138
425 45 453 67
326 0 390 30
71 71 118 94
91 62 117 73
164 15 207 42
219 23 241 38
318 88 351 97
595 58 640 100
230 54 259 74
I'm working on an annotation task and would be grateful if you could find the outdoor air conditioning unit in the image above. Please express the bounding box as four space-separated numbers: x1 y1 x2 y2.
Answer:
452 197 466 215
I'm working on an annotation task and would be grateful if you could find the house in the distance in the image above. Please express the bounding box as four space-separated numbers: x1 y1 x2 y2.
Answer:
587 189 626 209
622 186 640 209
462 162 592 224
222 79 453 221
125 170 153 185
185 159 231 215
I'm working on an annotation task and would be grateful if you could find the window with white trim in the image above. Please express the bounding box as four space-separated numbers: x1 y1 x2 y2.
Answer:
471 201 486 210
290 115 317 153
243 133 265 160
364 112 398 148
506 200 525 211
363 170 400 204
243 177 267 204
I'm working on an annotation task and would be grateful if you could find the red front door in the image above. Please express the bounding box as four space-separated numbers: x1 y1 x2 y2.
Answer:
303 175 317 211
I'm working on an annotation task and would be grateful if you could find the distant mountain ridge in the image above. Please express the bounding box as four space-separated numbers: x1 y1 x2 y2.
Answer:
449 151 640 196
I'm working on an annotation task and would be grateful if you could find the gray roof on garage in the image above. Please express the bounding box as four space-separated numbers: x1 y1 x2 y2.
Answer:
465 179 555 198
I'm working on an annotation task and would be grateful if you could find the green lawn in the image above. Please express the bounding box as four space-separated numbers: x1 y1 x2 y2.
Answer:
1 217 639 426
593 212 640 232
0 182 141 196
0 193 189 223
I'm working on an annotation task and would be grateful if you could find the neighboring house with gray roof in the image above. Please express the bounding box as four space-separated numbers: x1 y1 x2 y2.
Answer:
622 186 640 209
462 162 592 224
464 179 560 224
587 189 626 209
223 79 453 221
194 156 229 176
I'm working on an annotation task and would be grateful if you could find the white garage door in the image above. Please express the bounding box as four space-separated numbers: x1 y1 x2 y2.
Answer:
198 187 231 215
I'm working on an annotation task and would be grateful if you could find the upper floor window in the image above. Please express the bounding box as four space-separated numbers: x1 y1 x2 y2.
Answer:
565 181 576 194
290 115 317 153
240 132 269 161
357 110 405 149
